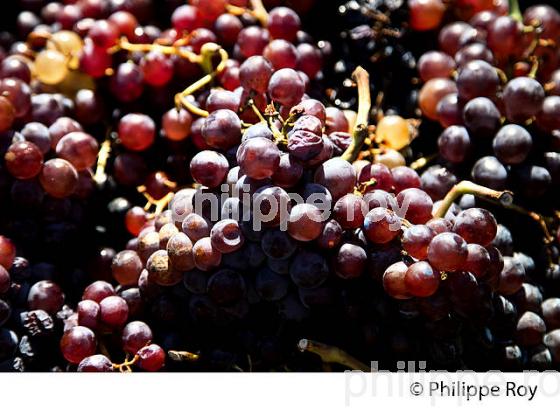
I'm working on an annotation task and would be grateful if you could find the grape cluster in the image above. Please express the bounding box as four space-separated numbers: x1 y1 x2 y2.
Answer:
412 0 560 210
0 0 559 373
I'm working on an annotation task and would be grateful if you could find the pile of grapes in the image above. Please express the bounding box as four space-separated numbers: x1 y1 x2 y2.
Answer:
0 0 559 373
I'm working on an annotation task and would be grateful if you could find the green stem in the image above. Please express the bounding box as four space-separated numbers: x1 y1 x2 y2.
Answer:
433 181 513 219
508 0 522 22
298 339 370 372
342 67 371 163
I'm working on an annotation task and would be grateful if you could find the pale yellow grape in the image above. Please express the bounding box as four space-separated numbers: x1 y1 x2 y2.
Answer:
375 149 406 169
34 50 68 85
376 115 410 150
48 31 83 56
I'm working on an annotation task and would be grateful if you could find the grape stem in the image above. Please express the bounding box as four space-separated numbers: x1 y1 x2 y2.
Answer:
168 350 201 362
112 354 139 373
433 181 513 219
110 37 201 63
93 133 114 186
508 0 522 22
174 44 229 117
298 339 370 372
249 0 269 26
342 67 371 163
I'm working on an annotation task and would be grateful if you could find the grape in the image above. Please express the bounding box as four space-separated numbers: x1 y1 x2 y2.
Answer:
166 233 195 272
202 109 242 150
60 326 96 364
314 158 356 201
77 300 100 329
487 16 522 58
455 43 494 67
405 261 440 297
122 321 153 354
287 204 324 242
137 344 166 371
333 194 367 229
0 56 32 83
537 96 560 133
20 122 51 154
55 132 99 171
0 96 15 133
456 60 499 102
268 7 301 42
421 165 457 201
419 78 457 120
83 281 115 303
375 115 411 151
335 243 367 279
523 5 560 40
80 39 111 78
254 186 290 227
268 68 305 107
437 126 471 163
402 225 436 260
27 280 64 314
4 141 43 180
271 154 303 188
514 165 551 197
497 256 525 296
118 113 155 152
190 150 229 188
502 77 545 123
48 117 83 149
358 163 394 192
77 355 113 372
436 93 463 128
363 207 401 244
182 214 211 242
427 232 468 272
214 13 242 47
111 250 143 286
264 39 298 70
146 250 182 286
542 299 560 331
464 244 491 278
140 51 173 86
383 262 411 299
193 237 222 271
237 26 270 58
99 296 129 328
418 51 455 81
316 219 343 250
408 0 445 31
462 97 501 138
290 250 329 289
516 312 546 347
453 208 497 246
297 43 323 79
261 230 297 260
0 78 31 118
239 56 273 94
34 50 68 85
207 90 240 113
237 137 281 180
255 268 289 301
471 156 508 190
110 62 144 103
207 269 246 305
287 130 324 161
438 21 471 55
392 167 421 194
396 188 434 224
210 219 244 254
88 20 119 49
